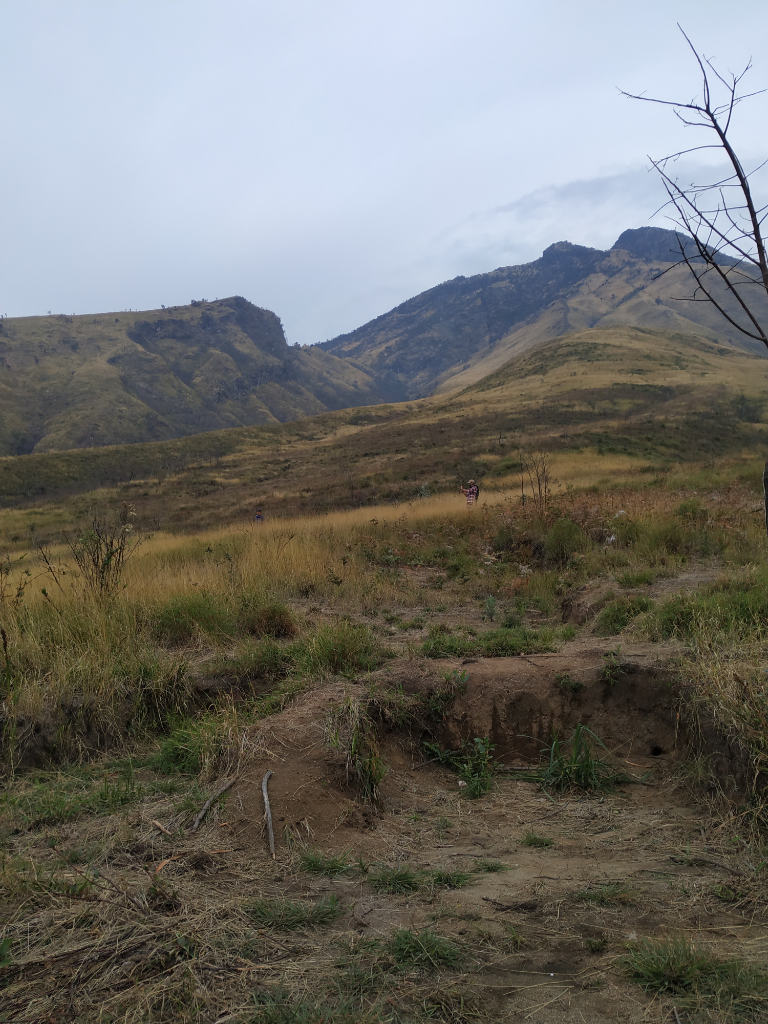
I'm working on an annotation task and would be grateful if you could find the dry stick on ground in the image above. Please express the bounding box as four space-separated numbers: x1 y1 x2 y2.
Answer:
262 770 276 858
191 777 238 833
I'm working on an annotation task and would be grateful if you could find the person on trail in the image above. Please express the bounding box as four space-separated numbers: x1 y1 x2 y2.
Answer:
254 508 265 524
460 479 480 508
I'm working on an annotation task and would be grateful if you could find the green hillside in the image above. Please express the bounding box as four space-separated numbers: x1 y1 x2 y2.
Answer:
0 296 396 456
2 325 766 541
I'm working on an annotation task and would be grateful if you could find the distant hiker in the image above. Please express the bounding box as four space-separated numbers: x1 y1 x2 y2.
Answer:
254 508 265 524
460 479 480 508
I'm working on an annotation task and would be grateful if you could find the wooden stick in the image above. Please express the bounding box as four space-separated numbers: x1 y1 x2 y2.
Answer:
262 769 275 859
191 776 238 833
151 819 173 836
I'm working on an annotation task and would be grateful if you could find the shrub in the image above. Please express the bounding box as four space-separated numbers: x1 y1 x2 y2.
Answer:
424 736 497 798
544 518 589 565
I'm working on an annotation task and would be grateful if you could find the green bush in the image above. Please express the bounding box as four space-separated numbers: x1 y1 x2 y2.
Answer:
152 592 235 644
594 597 654 636
544 518 589 565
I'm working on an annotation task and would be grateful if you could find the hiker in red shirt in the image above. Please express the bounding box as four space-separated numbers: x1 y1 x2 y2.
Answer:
460 479 480 508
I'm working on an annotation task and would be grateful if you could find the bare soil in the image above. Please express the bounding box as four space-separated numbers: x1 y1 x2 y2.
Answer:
1 642 765 1022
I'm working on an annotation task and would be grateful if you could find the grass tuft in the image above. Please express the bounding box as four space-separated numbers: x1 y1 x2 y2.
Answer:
300 849 350 878
623 935 768 1018
520 830 553 849
387 929 461 972
369 866 421 894
245 895 343 930
575 882 637 906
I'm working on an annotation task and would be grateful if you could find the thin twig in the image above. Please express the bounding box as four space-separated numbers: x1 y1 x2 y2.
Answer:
191 777 238 833
151 819 173 836
262 770 276 859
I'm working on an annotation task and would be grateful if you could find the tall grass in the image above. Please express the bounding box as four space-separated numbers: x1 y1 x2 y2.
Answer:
1 470 766 769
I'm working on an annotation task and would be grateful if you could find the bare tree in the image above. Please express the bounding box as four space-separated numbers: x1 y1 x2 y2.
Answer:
621 25 767 346
622 26 768 538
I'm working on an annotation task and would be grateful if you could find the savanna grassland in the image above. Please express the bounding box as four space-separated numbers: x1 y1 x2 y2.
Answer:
1 432 768 1022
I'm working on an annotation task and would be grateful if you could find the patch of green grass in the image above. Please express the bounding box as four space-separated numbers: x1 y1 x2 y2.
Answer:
545 517 590 565
152 591 235 644
420 625 555 659
424 736 497 798
623 935 768 1019
251 987 385 1023
245 895 343 930
528 724 635 793
211 637 294 686
616 568 660 586
555 671 585 694
369 866 421 894
585 936 608 953
387 929 461 972
474 860 508 874
648 570 768 641
594 596 655 635
1 763 143 828
238 596 298 638
300 849 350 878
520 830 554 849
575 882 637 906
293 620 386 676
429 869 472 889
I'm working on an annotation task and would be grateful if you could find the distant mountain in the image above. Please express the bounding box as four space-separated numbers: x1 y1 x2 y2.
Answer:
320 226 765 399
0 296 397 455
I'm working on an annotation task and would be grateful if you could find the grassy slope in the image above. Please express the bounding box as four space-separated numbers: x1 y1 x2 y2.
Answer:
0 297 392 456
1 324 766 543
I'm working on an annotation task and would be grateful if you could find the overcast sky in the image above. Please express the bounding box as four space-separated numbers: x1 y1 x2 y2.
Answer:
2 0 766 345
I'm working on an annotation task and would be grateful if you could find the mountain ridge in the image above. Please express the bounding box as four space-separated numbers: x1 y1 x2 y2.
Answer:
0 295 399 456
320 226 765 399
